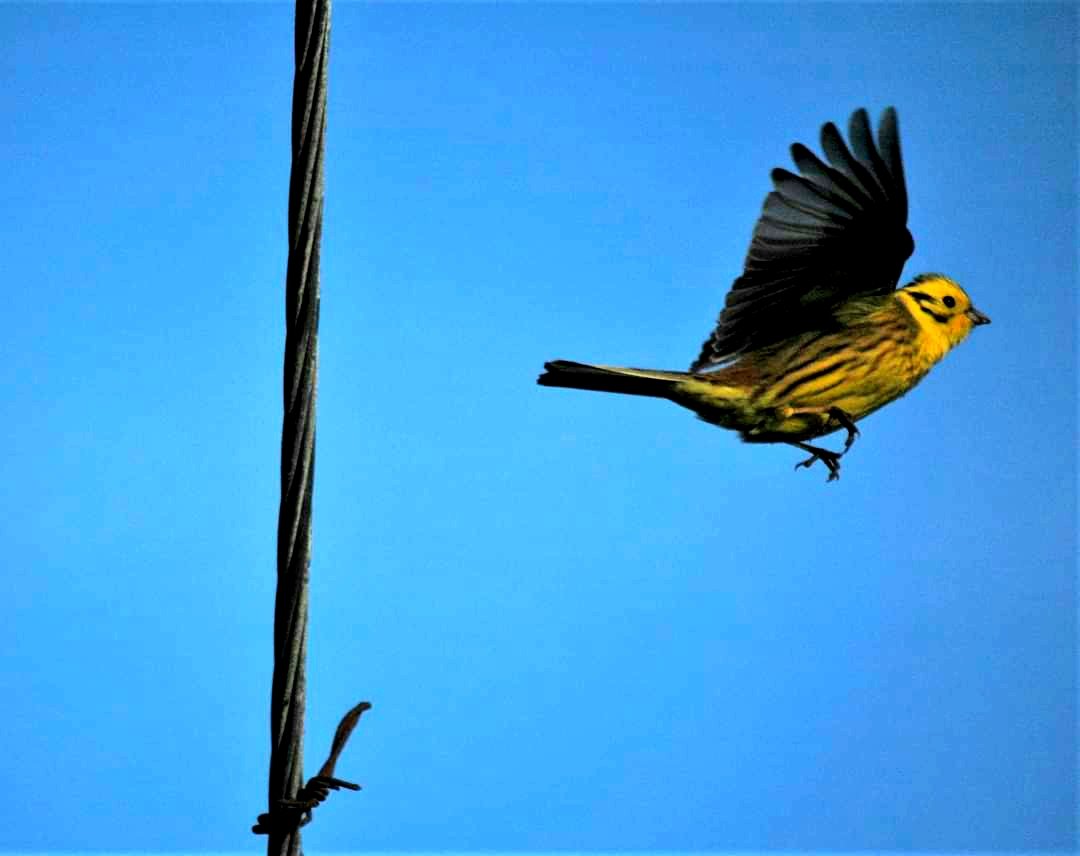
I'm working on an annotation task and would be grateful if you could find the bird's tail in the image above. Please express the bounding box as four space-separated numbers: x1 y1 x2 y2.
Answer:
537 360 690 398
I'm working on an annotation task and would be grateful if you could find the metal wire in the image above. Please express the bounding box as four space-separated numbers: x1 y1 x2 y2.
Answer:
266 1 331 854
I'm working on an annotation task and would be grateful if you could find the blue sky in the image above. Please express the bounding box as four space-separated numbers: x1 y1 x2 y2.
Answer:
1 3 1075 852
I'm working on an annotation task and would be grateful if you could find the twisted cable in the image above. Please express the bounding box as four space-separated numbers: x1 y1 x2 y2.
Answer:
265 1 331 855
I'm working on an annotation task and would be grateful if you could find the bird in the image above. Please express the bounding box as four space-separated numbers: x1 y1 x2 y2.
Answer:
537 107 989 482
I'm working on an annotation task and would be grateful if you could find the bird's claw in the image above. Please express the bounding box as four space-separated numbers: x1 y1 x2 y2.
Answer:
794 449 843 482
842 426 860 452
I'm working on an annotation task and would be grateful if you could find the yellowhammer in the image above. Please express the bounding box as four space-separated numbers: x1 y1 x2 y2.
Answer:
538 108 989 481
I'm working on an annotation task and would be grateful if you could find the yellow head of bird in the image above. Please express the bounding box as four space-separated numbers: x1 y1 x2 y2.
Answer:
899 274 990 348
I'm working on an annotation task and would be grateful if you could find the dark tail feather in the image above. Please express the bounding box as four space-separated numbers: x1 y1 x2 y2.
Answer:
537 360 687 398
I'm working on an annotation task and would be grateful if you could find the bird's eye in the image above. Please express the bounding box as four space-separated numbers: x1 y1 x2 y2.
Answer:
942 295 956 308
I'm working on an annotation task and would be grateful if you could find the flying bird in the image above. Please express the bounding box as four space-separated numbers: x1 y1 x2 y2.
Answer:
538 108 989 481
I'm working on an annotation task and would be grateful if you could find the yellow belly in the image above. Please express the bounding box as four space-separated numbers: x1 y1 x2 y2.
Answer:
674 335 933 443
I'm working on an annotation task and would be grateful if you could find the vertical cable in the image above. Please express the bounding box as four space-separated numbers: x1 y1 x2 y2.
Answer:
267 1 331 855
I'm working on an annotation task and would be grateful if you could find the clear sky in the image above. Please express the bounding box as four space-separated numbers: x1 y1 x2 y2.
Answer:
1 3 1075 852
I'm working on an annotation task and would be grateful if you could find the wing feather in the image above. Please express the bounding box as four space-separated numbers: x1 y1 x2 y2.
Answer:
691 108 914 371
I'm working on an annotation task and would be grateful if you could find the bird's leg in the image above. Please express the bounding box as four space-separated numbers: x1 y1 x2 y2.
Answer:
785 405 860 454
787 405 859 482
826 406 860 453
791 441 843 482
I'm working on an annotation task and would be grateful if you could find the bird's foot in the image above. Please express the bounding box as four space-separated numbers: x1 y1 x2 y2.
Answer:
793 443 843 482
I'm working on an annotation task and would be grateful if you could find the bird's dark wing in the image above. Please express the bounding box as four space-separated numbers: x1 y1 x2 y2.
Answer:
690 108 914 372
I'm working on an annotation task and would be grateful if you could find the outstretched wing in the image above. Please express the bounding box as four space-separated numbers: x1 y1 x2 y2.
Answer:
690 107 914 372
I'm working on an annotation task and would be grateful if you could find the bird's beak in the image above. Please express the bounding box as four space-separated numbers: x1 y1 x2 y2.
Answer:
966 306 991 326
